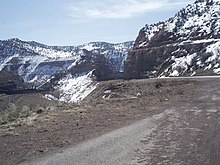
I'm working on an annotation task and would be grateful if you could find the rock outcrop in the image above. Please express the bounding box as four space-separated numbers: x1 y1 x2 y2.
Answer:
125 0 220 79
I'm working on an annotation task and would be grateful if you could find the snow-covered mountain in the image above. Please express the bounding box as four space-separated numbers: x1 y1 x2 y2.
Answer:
0 38 133 83
125 0 220 79
0 38 133 102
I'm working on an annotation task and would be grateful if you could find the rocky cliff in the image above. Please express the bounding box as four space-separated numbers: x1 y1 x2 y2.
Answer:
125 0 220 79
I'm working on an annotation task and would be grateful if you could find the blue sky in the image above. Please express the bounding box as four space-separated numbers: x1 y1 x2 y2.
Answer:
0 0 199 46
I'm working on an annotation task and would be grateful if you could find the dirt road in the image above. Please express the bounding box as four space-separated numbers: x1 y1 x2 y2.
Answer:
22 117 154 165
21 77 220 165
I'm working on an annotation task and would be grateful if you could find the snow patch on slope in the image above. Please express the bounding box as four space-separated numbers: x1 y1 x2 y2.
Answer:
25 45 73 58
214 68 220 74
18 56 47 81
205 41 220 74
81 43 99 51
206 41 220 62
55 71 97 103
161 53 197 77
0 54 19 71
172 53 196 69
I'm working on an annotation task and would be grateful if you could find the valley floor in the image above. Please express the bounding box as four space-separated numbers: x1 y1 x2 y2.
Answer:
0 77 219 164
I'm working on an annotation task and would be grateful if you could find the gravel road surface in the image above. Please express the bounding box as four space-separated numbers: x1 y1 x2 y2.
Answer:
22 117 155 165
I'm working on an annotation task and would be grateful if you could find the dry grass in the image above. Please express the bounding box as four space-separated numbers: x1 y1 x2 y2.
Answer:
0 93 80 135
